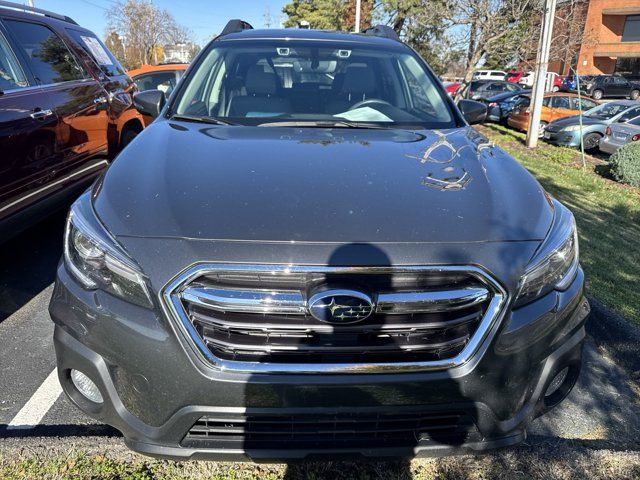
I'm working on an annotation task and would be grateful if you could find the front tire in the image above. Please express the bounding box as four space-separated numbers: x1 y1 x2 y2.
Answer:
552 86 560 92
583 132 602 152
592 89 604 101
120 126 141 150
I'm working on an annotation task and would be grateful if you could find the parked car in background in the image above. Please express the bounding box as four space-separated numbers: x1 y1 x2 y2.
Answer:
544 101 640 151
599 115 640 155
129 63 188 126
442 81 463 97
506 70 525 84
484 91 530 123
550 73 563 92
583 75 640 101
560 75 593 93
460 80 522 100
507 93 598 137
519 72 534 88
518 72 562 91
50 20 588 462
0 1 142 239
472 69 507 81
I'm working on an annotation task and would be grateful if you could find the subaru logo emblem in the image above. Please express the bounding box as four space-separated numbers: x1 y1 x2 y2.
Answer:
308 289 374 324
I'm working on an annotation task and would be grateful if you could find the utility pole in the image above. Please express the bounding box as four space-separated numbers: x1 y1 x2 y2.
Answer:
526 0 557 148
354 0 362 33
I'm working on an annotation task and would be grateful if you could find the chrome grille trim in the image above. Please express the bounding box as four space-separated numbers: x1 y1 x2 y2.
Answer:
161 264 508 374
181 286 306 315
180 285 490 316
377 288 490 314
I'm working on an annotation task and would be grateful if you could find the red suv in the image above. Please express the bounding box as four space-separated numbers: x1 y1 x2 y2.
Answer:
0 1 144 239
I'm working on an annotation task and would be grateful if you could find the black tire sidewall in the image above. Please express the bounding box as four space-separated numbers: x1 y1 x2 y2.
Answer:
583 132 601 151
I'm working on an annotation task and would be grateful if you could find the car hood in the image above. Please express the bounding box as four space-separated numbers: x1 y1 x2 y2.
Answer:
94 120 553 243
549 115 609 128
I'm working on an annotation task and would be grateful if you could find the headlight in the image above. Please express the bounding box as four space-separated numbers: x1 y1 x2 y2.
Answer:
64 195 152 308
562 125 583 132
516 201 579 305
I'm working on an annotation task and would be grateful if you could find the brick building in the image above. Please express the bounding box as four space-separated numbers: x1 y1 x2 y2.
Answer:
575 0 640 78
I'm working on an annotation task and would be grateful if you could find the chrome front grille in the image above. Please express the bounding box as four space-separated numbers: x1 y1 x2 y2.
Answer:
163 264 506 373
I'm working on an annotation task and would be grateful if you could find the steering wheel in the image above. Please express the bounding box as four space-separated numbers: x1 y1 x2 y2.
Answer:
348 98 393 110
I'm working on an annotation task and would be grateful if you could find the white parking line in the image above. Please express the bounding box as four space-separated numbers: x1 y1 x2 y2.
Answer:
7 368 62 430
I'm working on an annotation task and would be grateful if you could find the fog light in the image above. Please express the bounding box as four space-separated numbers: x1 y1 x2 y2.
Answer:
545 367 569 397
70 369 103 403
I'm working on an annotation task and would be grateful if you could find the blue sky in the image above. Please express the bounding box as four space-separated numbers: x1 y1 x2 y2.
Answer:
30 0 288 44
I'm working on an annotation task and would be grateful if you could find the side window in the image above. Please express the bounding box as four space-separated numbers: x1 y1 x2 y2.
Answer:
397 55 452 122
629 116 640 126
615 77 629 86
572 97 596 110
542 96 552 107
619 107 640 122
134 71 177 95
0 31 28 90
552 96 570 109
66 29 126 78
4 20 85 85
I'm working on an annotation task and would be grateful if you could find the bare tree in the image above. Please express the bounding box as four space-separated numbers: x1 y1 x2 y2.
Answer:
544 0 591 73
106 0 190 68
438 0 542 82
263 5 273 28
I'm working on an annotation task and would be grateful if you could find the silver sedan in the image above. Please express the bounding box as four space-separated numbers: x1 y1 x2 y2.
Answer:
600 116 640 155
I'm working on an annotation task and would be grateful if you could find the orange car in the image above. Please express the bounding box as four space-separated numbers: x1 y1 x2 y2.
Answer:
507 93 599 137
129 63 189 125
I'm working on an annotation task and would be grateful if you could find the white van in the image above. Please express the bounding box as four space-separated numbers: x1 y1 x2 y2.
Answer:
472 70 507 81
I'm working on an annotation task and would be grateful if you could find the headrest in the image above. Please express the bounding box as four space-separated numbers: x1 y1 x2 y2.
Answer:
246 65 277 96
341 66 376 95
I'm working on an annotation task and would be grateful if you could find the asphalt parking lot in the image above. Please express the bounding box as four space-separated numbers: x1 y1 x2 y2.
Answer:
0 207 639 466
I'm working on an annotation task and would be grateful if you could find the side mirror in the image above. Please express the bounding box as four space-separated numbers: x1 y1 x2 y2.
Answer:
458 99 487 125
133 90 166 118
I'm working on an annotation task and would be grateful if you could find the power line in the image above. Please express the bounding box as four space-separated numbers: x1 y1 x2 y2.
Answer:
78 0 109 11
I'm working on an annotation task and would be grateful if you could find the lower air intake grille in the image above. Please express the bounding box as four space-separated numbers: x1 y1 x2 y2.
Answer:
182 409 480 450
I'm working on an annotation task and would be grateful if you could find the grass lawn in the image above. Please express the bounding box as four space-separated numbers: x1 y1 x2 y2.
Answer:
1 444 639 480
478 124 640 325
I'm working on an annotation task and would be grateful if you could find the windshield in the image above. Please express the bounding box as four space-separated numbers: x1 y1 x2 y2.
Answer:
172 39 455 128
585 103 629 119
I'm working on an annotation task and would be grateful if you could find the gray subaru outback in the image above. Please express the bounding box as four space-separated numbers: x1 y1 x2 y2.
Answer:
49 21 589 461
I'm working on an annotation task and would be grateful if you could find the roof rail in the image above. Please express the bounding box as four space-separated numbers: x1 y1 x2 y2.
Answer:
0 0 77 25
363 25 399 41
220 19 254 37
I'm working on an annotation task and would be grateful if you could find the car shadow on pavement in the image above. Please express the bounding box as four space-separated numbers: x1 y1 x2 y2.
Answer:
240 243 473 480
0 210 67 323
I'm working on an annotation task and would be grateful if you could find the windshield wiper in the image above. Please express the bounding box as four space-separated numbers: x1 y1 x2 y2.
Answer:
170 114 237 126
256 120 395 129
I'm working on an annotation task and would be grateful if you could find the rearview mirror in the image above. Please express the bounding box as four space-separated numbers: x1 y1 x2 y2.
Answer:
133 90 166 119
458 99 487 125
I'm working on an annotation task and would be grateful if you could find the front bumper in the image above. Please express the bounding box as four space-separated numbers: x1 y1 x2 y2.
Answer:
50 263 589 461
543 130 581 147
